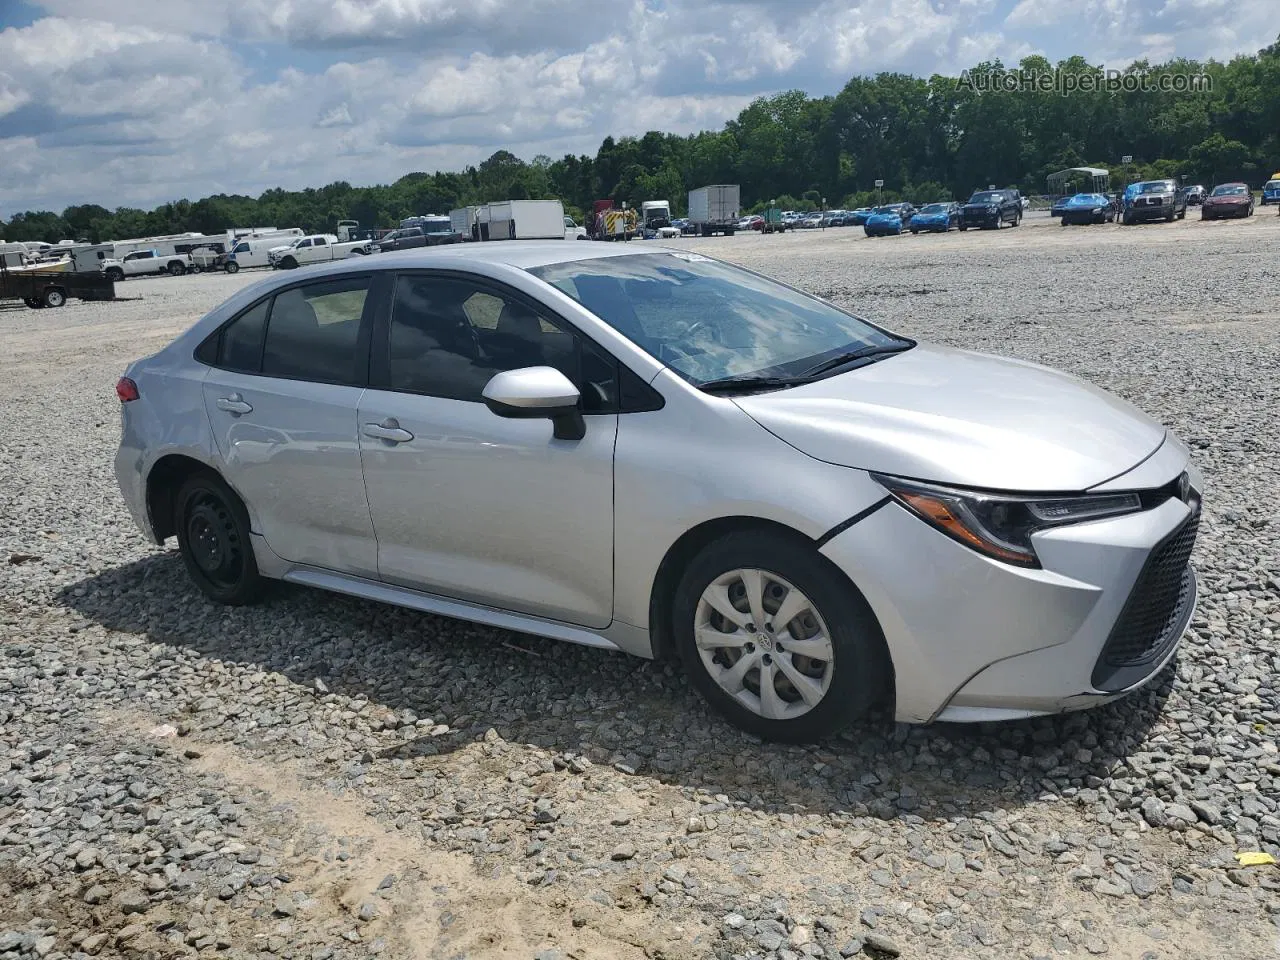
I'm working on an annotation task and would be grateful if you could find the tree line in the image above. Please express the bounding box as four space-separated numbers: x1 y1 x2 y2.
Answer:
4 42 1279 244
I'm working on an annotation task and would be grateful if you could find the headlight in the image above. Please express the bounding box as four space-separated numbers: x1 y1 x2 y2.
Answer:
873 474 1142 567
1091 207 1103 213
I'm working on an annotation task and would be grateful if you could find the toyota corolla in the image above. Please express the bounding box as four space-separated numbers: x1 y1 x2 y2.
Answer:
114 243 1202 742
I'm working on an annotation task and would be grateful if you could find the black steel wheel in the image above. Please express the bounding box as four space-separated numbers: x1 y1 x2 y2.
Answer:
174 472 266 605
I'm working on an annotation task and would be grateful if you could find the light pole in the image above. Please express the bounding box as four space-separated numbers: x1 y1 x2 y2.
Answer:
821 197 826 230
874 179 884 208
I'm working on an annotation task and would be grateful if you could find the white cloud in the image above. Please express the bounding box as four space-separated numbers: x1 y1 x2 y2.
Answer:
0 0 1272 214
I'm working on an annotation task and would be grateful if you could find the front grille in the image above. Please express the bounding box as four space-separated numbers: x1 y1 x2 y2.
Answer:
1092 506 1199 689
1136 196 1165 207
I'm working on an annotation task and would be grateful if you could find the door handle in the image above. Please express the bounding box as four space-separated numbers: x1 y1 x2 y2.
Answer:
362 419 414 444
216 394 253 415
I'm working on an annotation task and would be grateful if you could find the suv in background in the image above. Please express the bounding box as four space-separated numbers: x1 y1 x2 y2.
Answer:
1262 179 1280 205
1121 180 1187 224
959 189 1022 229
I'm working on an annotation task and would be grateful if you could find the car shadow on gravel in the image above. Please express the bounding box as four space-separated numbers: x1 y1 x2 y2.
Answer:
59 552 1171 822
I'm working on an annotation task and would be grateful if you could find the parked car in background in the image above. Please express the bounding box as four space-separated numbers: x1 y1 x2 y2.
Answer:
959 189 1021 229
848 208 873 226
738 215 764 231
1059 193 1117 225
373 219 460 253
864 204 913 237
1261 179 1280 205
801 212 824 229
114 242 1204 742
102 249 191 281
1184 185 1207 206
1200 183 1254 219
1050 197 1071 218
1121 180 1186 224
908 202 960 233
268 234 370 269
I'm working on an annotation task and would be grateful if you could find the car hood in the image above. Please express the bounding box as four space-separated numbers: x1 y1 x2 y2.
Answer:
733 344 1166 491
867 212 902 222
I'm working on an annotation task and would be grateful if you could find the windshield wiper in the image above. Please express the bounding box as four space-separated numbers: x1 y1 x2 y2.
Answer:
799 342 912 379
699 375 810 394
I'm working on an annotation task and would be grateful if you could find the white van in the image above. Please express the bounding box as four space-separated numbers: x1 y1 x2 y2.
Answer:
223 236 296 273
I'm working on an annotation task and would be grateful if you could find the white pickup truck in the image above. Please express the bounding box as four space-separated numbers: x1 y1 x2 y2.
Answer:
101 249 191 281
268 234 371 270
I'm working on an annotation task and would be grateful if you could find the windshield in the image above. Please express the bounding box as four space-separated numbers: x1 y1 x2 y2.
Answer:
1265 181 1280 190
422 219 452 233
968 192 1001 203
919 204 947 214
1211 184 1247 196
1072 194 1106 204
529 253 909 385
1138 181 1173 194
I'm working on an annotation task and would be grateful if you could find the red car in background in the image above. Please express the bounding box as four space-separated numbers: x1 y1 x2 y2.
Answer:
1200 183 1254 220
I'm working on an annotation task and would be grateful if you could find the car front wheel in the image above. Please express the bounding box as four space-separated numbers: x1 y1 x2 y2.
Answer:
175 472 266 605
673 531 888 742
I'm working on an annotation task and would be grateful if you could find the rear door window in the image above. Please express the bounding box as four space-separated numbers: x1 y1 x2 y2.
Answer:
261 278 371 385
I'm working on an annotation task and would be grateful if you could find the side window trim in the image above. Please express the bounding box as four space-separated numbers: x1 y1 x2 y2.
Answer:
194 272 385 387
371 269 663 414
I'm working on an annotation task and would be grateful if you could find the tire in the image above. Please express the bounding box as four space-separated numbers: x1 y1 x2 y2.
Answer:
105 268 124 283
673 530 888 742
281 256 298 270
190 264 203 274
43 287 66 308
910 228 918 234
1122 212 1134 225
1177 208 1186 220
725 228 735 236
22 298 40 309
225 261 240 274
168 261 186 276
1165 210 1175 222
174 471 266 606
958 225 967 231
1011 212 1021 226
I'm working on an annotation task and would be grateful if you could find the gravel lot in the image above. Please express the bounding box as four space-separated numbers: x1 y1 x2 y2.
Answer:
2 212 1278 960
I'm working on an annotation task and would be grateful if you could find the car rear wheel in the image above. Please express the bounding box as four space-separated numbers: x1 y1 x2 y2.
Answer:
674 531 888 742
175 472 266 605
225 261 240 274
168 261 186 276
105 268 124 282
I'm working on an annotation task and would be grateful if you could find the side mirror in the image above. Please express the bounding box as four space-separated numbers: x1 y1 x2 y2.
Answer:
482 366 585 441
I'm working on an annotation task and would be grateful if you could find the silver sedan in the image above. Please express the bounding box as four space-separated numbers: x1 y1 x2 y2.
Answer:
114 242 1202 742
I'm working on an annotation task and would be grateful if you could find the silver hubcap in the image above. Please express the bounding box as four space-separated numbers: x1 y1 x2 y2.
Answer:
694 568 834 720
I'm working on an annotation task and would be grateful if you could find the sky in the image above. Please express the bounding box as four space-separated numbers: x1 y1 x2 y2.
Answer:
0 0 1271 214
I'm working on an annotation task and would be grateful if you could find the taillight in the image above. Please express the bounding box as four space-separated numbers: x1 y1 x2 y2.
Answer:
116 377 139 402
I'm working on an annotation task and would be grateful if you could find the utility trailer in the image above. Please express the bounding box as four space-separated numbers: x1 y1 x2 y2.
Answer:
0 262 115 309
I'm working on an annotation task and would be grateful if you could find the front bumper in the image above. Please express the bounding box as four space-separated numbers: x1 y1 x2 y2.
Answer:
1126 203 1173 220
1061 210 1108 223
819 456 1201 724
960 212 999 227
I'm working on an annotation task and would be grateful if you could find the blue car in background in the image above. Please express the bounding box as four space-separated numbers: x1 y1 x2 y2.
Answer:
1263 178 1280 205
1059 193 1117 225
909 202 960 233
863 203 915 237
847 207 874 225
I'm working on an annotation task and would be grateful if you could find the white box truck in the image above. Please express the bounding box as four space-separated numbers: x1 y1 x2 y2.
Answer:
450 206 482 240
485 200 566 240
688 185 741 236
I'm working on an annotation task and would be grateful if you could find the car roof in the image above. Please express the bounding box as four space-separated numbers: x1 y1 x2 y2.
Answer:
332 240 673 275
